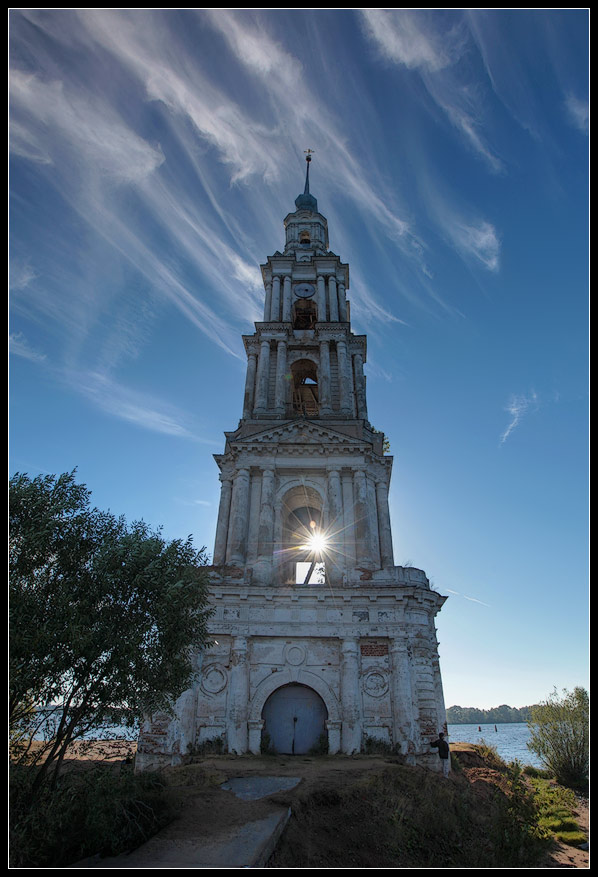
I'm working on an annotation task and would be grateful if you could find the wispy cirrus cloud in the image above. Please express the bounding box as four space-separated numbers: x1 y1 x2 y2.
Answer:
10 259 38 291
203 11 421 252
10 332 47 363
10 69 165 185
65 369 220 443
359 9 504 174
448 218 500 272
500 391 539 445
420 172 501 273
564 93 589 134
359 8 460 72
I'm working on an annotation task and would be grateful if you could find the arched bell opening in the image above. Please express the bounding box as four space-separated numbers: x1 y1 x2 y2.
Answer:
262 683 328 755
291 358 319 416
280 484 326 585
292 299 317 330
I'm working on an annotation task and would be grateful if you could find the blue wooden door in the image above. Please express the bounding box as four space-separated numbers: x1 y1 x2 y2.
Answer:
262 684 327 754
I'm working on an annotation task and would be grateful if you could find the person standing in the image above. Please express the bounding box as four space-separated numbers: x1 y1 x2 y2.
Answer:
430 732 451 777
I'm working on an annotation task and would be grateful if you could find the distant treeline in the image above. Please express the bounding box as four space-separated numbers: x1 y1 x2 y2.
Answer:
446 704 535 725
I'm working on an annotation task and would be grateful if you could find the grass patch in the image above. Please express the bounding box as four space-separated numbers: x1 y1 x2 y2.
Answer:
553 830 588 847
527 776 587 848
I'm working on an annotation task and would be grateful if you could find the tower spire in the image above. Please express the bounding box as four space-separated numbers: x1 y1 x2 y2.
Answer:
295 149 318 212
304 148 314 194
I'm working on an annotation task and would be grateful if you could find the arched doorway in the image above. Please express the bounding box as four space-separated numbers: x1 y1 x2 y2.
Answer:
262 683 328 754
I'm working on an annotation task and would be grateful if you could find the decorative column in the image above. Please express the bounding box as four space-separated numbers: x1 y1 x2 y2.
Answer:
228 636 249 754
274 339 287 416
327 468 344 584
243 352 257 418
390 637 416 760
282 276 292 322
263 280 272 322
319 339 332 415
328 276 339 322
254 339 270 414
270 276 281 321
353 352 368 421
213 475 233 565
338 282 347 322
337 338 352 415
376 478 394 568
226 468 250 565
340 638 362 754
317 275 326 322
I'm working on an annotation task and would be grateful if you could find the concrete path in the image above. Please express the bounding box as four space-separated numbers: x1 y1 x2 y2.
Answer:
73 776 300 869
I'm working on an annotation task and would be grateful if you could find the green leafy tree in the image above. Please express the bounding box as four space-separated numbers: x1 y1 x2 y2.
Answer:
527 687 589 789
9 470 212 793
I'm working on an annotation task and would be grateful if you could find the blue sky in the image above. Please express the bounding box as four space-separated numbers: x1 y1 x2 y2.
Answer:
10 9 588 710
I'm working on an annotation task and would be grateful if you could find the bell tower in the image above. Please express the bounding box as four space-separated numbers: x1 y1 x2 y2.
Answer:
137 155 449 769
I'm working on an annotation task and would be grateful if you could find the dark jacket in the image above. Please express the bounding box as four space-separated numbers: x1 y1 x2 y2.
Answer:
430 737 450 759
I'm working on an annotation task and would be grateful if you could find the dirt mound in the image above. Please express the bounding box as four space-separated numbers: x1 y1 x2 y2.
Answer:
43 744 588 869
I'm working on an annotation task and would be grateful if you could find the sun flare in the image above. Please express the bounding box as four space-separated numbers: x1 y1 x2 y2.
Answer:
308 532 328 554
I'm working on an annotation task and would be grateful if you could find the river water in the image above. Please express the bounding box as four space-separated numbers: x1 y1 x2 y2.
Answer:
447 722 542 768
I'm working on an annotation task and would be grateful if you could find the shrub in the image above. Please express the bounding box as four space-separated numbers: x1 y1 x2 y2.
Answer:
10 764 175 867
527 687 588 790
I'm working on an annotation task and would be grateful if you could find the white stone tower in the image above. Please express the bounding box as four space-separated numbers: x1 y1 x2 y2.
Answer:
137 155 448 770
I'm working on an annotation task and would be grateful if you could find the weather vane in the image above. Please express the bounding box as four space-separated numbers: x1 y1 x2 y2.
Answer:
304 148 315 162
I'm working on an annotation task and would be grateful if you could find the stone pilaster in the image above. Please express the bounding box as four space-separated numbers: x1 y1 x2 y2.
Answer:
255 468 276 583
317 274 326 322
376 479 394 568
390 638 417 760
227 637 249 754
254 339 270 414
213 475 233 565
340 638 362 753
326 468 343 585
337 338 352 415
226 468 250 565
282 276 292 322
353 469 373 568
274 339 287 416
319 339 332 415
328 275 339 322
341 470 357 567
243 352 257 418
270 275 281 321
263 280 272 322
338 282 347 322
353 352 367 420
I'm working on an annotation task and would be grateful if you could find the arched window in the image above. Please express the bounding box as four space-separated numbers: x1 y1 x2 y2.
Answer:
279 485 325 584
291 359 319 416
299 230 311 245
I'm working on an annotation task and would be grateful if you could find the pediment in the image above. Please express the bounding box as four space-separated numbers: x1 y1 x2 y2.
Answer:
231 420 369 449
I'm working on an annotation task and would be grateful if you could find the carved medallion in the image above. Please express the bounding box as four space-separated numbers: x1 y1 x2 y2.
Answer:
363 668 389 698
200 664 228 695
